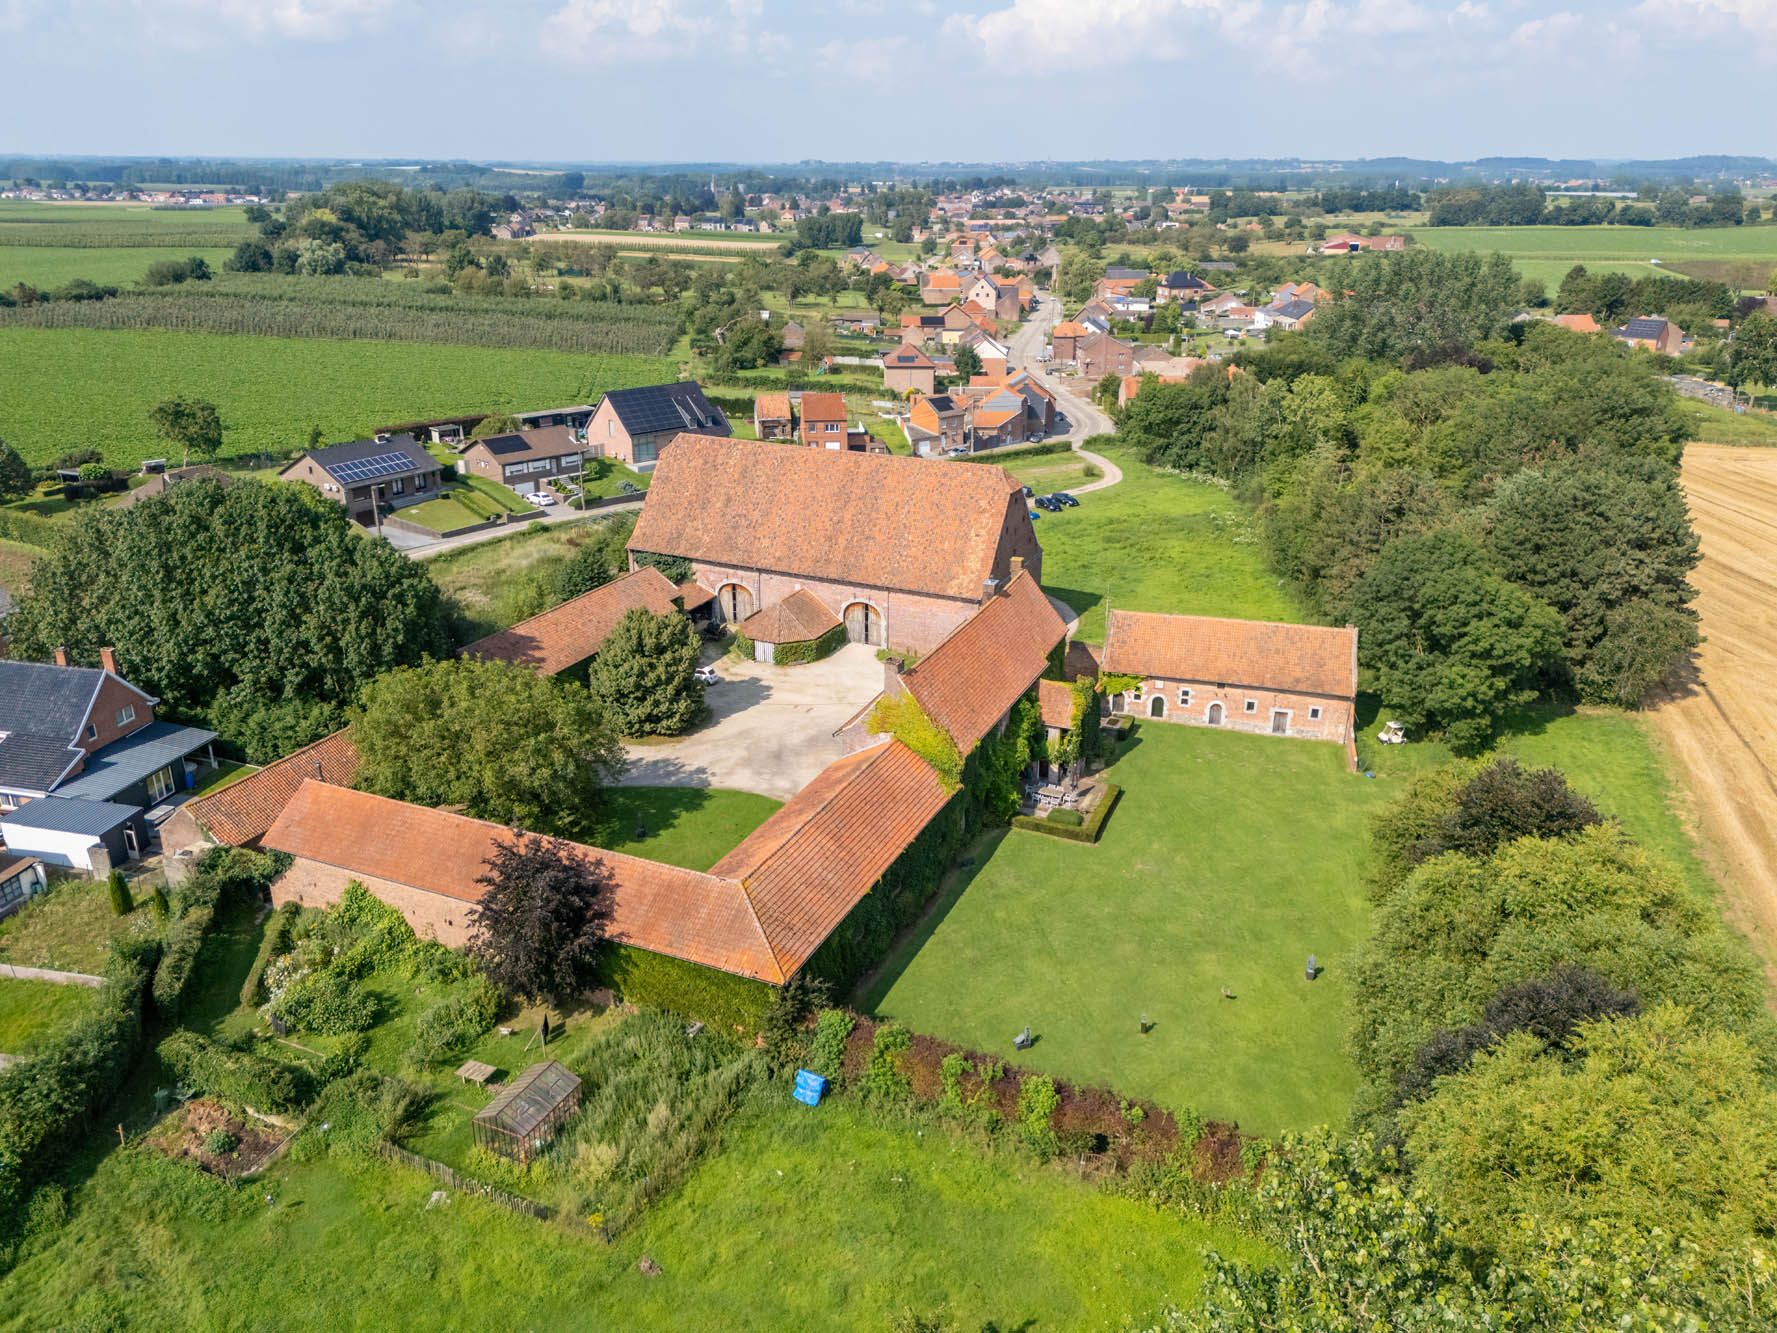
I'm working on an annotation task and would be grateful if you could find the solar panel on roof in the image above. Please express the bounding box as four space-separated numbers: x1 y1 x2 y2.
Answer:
330 452 417 484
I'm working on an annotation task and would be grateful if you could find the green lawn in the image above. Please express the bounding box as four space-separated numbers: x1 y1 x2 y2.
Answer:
186 761 256 799
1682 400 1777 447
1410 224 1777 291
0 327 674 468
0 879 163 974
577 455 652 500
1035 444 1301 642
865 723 1383 1134
0 1095 1259 1331
593 787 782 871
1006 453 1105 491
0 246 239 289
0 977 101 1056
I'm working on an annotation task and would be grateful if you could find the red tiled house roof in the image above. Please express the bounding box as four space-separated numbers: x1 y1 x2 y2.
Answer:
461 566 680 676
753 391 793 421
897 571 1067 750
1037 678 1076 729
264 780 784 982
710 740 952 979
798 392 846 428
183 728 361 847
627 435 1024 601
740 588 841 645
1102 610 1357 698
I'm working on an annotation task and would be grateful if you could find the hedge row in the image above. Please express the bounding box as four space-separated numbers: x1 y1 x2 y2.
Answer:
808 1010 1235 1174
773 622 849 666
157 1031 301 1114
240 901 301 1008
152 848 285 1022
597 943 776 1036
1011 783 1122 844
959 439 1076 466
0 938 158 1241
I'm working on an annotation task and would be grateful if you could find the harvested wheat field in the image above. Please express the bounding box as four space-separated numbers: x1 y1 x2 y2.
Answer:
1650 443 1777 984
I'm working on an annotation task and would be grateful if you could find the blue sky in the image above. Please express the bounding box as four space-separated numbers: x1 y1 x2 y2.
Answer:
4 0 1774 164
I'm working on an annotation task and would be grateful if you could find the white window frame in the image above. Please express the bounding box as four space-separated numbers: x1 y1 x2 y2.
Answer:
1308 706 1322 720
1244 699 1257 714
115 704 136 727
85 722 97 741
1177 687 1192 707
146 765 175 803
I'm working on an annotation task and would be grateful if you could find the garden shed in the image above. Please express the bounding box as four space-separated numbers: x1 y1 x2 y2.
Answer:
471 1060 583 1163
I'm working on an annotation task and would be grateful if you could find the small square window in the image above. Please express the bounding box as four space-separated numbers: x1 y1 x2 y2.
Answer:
1244 700 1257 714
1178 688 1192 706
85 723 97 741
115 705 135 727
1309 706 1322 720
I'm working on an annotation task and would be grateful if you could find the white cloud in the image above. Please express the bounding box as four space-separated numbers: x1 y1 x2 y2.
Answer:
181 0 397 40
543 0 762 61
1637 0 1777 50
1508 9 1581 52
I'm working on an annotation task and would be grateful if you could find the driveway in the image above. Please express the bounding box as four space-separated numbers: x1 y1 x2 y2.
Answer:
617 642 886 800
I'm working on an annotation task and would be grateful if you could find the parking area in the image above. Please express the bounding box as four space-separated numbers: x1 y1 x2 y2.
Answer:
617 642 886 799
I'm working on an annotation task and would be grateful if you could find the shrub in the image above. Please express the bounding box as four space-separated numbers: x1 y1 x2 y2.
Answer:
861 1024 912 1103
241 901 300 1007
1047 808 1085 828
107 870 131 916
411 975 503 1064
293 1069 425 1160
809 1008 856 1082
273 967 377 1036
1016 1073 1061 1158
151 904 214 1020
773 622 849 666
203 1129 240 1156
158 1031 301 1114
868 691 962 786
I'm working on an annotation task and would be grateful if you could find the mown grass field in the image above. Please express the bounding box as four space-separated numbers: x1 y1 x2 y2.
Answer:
1035 444 1301 642
1683 400 1777 447
0 245 237 289
0 327 674 467
0 977 102 1057
865 723 1383 1134
1410 224 1777 290
0 879 163 974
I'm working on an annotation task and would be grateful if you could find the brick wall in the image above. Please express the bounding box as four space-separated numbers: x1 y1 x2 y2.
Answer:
1109 677 1353 745
270 858 476 948
81 674 155 755
691 560 984 656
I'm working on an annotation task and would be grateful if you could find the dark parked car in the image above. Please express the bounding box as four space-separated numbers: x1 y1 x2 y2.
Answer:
1034 495 1062 512
1021 484 1034 497
1051 492 1079 507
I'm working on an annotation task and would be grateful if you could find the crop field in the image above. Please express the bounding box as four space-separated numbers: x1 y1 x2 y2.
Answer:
544 228 782 252
0 202 254 248
0 245 238 289
1646 445 1777 983
1411 224 1777 290
0 273 683 356
0 327 675 467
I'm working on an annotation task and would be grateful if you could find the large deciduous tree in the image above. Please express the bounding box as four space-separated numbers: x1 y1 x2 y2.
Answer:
1311 249 1520 364
586 608 704 737
350 657 624 836
1350 531 1563 754
6 479 448 758
148 396 223 466
469 834 612 1006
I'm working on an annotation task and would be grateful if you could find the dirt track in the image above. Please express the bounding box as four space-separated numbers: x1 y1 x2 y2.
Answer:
1648 443 1777 979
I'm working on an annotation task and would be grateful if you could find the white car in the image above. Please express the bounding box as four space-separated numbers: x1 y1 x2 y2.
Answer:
524 490 556 507
693 666 720 685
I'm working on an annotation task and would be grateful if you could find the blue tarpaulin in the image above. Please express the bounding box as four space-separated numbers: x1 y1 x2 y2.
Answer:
793 1069 827 1107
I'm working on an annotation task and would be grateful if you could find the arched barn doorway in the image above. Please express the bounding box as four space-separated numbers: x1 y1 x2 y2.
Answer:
843 601 883 646
1148 696 1166 718
1206 702 1224 726
717 583 756 624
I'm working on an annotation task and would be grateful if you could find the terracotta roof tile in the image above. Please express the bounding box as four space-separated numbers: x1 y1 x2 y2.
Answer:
711 741 953 977
1551 313 1600 334
739 588 841 645
798 392 847 427
754 392 793 420
1037 678 1076 730
184 729 361 847
1102 610 1357 698
628 435 1026 602
899 571 1067 751
462 566 680 676
263 781 784 983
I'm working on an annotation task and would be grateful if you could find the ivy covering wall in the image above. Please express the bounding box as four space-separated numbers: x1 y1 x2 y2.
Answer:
772 622 849 667
597 943 776 1036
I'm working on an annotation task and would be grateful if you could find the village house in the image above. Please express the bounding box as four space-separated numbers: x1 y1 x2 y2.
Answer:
456 426 585 498
920 270 965 305
900 312 947 346
1101 609 1357 750
797 392 849 449
1255 298 1316 332
753 391 795 440
1157 270 1214 303
1075 331 1139 379
1551 313 1602 334
0 654 218 873
1050 320 1091 363
1318 233 1407 254
905 393 971 456
881 344 937 395
965 275 1023 322
585 382 729 470
461 566 683 677
513 404 597 436
1613 315 1688 356
627 435 1040 653
278 434 443 525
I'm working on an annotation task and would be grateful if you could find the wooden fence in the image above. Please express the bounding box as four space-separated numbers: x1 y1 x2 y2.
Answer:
376 1141 563 1226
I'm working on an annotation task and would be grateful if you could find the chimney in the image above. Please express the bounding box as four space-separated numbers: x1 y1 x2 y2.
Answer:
1009 555 1024 581
982 577 1001 604
99 647 119 676
53 646 69 667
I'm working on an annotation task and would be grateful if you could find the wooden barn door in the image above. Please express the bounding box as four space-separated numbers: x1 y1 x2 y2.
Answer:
843 602 881 646
719 583 755 624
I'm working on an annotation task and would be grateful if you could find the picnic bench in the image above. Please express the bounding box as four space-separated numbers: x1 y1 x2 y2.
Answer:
455 1060 496 1086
